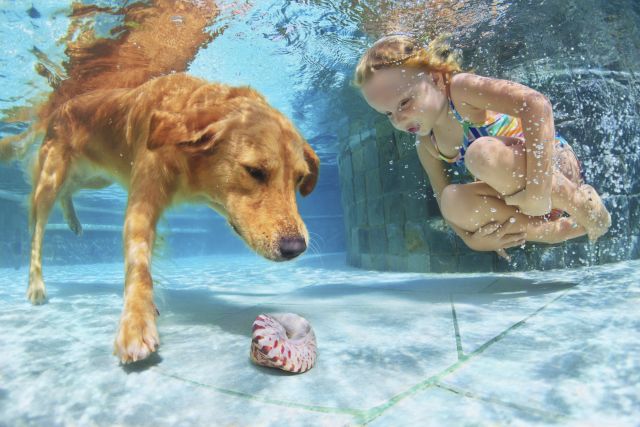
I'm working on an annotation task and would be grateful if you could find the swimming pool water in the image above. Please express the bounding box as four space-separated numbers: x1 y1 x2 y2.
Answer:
1 1 639 425
1 254 637 426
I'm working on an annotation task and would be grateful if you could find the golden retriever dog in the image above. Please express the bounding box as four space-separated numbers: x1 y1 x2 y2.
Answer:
0 2 320 363
4 72 319 363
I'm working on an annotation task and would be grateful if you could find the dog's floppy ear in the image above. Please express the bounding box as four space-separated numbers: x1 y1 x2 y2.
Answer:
299 141 320 197
147 109 222 153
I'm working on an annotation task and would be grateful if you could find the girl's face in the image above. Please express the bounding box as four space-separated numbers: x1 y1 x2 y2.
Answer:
361 67 446 137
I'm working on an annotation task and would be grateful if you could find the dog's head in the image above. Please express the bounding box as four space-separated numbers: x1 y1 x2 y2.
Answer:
145 83 319 261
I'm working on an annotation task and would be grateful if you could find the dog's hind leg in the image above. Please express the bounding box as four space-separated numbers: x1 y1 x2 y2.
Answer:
27 142 71 304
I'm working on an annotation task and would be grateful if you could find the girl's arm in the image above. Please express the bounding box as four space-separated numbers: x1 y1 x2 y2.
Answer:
449 73 555 216
417 137 523 258
416 137 449 205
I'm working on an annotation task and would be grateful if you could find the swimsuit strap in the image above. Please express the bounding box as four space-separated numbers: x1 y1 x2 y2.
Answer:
442 72 502 145
449 99 467 124
431 73 465 163
442 72 469 126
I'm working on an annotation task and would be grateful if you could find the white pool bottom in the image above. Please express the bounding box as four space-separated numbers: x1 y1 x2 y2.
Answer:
0 253 638 426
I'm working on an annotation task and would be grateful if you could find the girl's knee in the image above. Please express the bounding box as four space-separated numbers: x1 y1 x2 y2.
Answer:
465 137 500 177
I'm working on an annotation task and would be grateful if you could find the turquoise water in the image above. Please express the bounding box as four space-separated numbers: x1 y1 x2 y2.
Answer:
0 254 638 425
1 1 639 426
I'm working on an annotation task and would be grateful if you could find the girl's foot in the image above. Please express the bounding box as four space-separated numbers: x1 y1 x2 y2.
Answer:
572 184 611 241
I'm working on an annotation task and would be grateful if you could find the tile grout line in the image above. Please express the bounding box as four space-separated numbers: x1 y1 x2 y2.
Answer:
434 382 567 423
449 294 464 361
147 288 573 426
479 277 501 293
154 367 367 418
359 289 572 425
58 283 572 426
463 289 571 358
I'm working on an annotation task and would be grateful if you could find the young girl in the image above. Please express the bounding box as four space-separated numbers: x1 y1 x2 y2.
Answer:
354 34 611 259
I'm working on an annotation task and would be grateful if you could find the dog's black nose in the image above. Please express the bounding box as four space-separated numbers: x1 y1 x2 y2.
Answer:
279 237 306 259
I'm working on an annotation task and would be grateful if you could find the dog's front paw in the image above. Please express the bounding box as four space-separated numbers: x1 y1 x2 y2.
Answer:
27 276 47 305
114 307 159 363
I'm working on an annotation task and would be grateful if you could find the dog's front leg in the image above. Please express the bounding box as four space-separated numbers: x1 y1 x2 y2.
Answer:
114 188 167 363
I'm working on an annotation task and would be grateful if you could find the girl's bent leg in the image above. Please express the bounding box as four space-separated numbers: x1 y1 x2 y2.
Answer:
464 136 610 241
440 182 586 244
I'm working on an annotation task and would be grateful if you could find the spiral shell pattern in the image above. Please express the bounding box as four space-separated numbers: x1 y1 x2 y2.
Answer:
250 313 317 373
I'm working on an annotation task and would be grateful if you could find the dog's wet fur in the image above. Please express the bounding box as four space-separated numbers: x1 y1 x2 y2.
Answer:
0 1 319 363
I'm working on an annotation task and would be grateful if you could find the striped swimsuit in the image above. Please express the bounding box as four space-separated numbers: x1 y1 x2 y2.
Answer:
432 95 582 220
430 97 570 168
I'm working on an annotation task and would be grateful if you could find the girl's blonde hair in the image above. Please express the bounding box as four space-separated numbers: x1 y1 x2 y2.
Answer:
353 34 462 87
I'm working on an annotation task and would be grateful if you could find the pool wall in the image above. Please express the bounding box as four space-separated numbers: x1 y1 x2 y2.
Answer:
338 0 640 272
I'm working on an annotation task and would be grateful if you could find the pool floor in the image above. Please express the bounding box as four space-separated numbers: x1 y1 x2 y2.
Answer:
0 253 638 426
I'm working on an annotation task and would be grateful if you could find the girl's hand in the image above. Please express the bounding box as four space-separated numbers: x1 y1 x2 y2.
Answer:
504 188 552 217
452 218 526 261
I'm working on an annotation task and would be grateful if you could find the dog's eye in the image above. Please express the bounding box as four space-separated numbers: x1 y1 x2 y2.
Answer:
245 166 267 182
296 174 304 185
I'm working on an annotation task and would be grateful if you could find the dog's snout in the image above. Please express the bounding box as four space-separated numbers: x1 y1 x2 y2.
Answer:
279 236 306 260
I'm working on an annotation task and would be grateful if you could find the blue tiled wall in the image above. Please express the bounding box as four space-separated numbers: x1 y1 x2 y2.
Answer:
338 0 640 272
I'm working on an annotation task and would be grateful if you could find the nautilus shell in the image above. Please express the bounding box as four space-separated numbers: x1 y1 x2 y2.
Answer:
250 313 317 373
